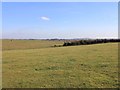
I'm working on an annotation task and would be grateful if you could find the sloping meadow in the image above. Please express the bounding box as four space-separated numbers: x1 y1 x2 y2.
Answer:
2 41 119 88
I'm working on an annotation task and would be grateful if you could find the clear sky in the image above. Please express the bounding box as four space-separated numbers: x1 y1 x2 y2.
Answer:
2 2 118 39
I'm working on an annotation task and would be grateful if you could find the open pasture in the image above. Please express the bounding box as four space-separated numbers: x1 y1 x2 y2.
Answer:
2 39 64 50
2 40 119 88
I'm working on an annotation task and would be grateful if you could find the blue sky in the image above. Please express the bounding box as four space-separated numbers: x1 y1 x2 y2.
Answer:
2 2 118 39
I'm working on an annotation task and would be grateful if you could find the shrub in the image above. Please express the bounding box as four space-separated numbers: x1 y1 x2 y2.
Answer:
63 39 120 46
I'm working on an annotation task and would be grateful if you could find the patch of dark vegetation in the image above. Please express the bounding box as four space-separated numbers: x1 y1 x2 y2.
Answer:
35 66 60 71
63 39 120 46
46 66 59 70
53 45 63 47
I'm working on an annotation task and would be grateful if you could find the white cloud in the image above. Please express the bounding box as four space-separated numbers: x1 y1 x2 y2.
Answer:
41 16 50 21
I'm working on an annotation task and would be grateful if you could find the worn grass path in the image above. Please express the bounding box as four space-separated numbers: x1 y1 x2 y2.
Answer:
2 43 118 88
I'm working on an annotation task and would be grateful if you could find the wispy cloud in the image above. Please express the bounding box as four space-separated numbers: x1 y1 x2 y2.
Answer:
41 16 50 21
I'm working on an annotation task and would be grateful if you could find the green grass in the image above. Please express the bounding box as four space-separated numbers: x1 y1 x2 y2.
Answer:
2 40 118 88
2 39 63 50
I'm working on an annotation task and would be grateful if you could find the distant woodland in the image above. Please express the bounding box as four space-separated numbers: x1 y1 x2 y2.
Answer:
63 39 120 46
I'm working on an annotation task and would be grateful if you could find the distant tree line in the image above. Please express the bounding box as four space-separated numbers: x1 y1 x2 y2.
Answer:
63 39 120 46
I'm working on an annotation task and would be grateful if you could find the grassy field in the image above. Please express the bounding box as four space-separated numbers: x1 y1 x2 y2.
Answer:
2 39 64 50
2 40 119 88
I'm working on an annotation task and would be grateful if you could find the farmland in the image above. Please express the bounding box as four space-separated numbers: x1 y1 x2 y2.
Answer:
2 39 119 88
2 39 64 50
